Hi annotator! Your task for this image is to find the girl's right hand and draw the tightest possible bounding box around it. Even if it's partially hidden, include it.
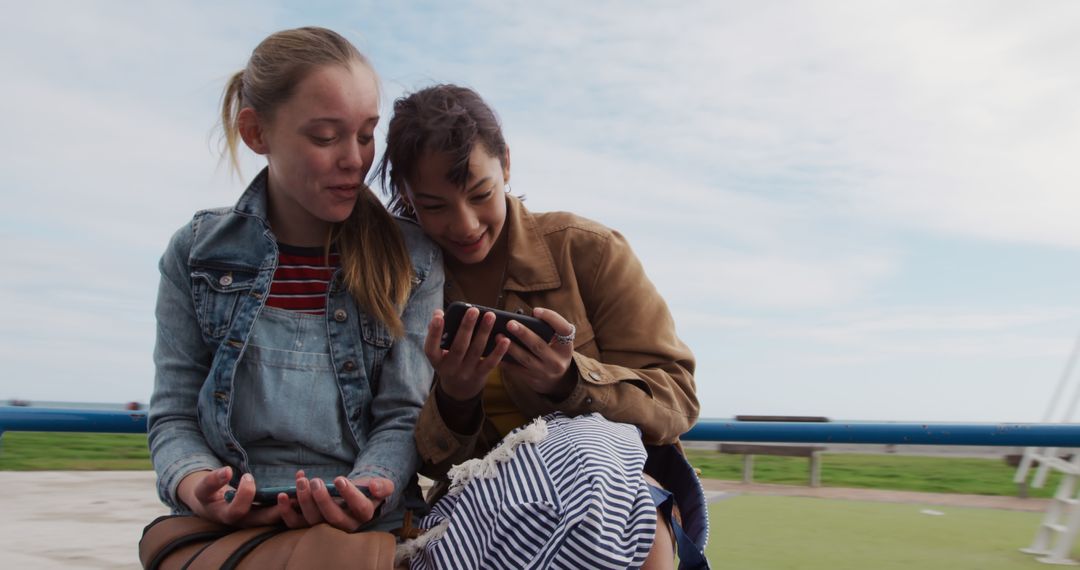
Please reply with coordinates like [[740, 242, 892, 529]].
[[176, 466, 282, 527], [423, 307, 511, 401]]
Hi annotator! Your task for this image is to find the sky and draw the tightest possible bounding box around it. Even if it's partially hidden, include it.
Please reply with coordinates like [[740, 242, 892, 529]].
[[2, 1, 1079, 423]]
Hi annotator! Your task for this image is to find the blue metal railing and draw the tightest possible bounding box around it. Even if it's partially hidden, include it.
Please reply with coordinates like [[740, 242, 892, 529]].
[[684, 420, 1080, 447], [0, 407, 148, 435], [2, 407, 1080, 447]]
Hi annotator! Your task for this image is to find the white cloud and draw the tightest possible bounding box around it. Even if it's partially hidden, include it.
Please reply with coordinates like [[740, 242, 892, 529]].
[[509, 134, 901, 309], [0, 1, 276, 403], [683, 305, 1080, 357], [449, 1, 1080, 249]]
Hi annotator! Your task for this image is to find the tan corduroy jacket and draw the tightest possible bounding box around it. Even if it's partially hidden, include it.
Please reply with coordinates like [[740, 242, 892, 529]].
[[414, 195, 700, 480]]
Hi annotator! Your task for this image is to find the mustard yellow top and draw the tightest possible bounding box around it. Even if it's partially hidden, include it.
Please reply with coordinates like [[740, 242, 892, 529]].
[[482, 367, 528, 437]]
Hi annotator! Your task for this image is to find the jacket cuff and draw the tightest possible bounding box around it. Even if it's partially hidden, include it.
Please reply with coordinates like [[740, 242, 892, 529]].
[[416, 393, 483, 467], [435, 384, 483, 434], [556, 352, 614, 413], [159, 455, 221, 511], [348, 463, 401, 511]]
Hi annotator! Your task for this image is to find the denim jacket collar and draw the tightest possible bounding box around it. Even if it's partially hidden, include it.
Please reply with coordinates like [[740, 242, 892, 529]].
[[188, 169, 276, 272], [233, 167, 272, 224]]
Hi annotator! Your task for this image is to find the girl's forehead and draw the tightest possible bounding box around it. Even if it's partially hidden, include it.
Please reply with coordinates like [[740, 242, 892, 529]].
[[282, 63, 379, 121]]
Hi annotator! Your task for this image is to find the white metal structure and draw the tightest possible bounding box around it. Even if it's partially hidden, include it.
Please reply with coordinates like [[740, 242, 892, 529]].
[[1021, 454, 1080, 565], [1018, 333, 1080, 565]]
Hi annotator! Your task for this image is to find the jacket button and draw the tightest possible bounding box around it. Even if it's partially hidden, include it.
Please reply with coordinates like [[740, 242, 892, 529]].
[[584, 396, 594, 406], [334, 309, 348, 322], [213, 391, 228, 402], [588, 372, 601, 381], [225, 442, 238, 450], [436, 438, 449, 452], [219, 274, 233, 286], [343, 360, 357, 372]]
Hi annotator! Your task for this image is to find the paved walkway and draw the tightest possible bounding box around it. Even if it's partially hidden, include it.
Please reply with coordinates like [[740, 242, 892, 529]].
[[0, 471, 167, 569], [0, 471, 1054, 569]]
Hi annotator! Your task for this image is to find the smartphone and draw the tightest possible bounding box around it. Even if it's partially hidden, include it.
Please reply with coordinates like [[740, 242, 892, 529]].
[[440, 302, 556, 358], [225, 484, 370, 506]]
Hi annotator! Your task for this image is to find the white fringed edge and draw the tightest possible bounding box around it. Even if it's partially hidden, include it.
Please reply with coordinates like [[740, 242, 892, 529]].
[[446, 416, 549, 496], [395, 416, 550, 564], [395, 520, 450, 566]]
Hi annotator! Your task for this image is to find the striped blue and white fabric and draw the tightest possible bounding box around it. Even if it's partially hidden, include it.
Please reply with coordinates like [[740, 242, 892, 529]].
[[403, 413, 657, 569]]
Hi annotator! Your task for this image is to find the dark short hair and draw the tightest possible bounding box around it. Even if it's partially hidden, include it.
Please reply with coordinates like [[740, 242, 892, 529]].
[[376, 84, 507, 216]]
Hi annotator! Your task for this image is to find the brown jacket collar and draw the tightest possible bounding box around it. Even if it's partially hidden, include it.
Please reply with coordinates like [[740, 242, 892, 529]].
[[502, 195, 561, 293]]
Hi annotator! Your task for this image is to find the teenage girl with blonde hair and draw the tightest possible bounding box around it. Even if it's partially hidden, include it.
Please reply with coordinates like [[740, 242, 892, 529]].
[[148, 26, 441, 536]]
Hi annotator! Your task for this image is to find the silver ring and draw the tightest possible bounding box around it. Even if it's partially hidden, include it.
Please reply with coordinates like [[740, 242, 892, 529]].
[[554, 324, 576, 345]]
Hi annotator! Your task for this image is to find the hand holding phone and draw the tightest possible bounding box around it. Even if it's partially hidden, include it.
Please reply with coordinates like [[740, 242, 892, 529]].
[[225, 484, 371, 507], [440, 302, 555, 357]]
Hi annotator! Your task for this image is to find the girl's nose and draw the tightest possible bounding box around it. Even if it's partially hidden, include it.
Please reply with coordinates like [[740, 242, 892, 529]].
[[338, 139, 364, 171], [451, 206, 480, 236]]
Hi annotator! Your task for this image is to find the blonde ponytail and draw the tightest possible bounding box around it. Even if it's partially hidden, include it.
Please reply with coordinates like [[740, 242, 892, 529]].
[[219, 71, 245, 177]]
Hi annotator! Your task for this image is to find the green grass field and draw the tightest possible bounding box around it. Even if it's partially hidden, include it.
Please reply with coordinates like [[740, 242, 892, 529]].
[[0, 432, 152, 470], [706, 495, 1065, 569], [684, 449, 1061, 498], [0, 433, 1060, 499]]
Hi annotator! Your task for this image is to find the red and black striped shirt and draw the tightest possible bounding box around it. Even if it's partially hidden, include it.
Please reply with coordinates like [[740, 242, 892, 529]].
[[266, 244, 340, 314]]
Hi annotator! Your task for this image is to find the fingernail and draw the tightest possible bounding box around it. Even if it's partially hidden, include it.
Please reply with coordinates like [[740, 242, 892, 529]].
[[312, 479, 323, 490], [370, 480, 381, 493], [297, 478, 308, 491], [241, 473, 253, 484]]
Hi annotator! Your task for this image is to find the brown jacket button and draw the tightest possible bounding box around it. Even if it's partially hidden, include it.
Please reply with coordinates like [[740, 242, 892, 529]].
[[343, 360, 357, 372], [334, 309, 348, 322]]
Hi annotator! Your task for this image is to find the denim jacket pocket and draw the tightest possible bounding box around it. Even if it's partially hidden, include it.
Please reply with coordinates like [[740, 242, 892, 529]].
[[358, 310, 394, 349], [191, 266, 258, 340]]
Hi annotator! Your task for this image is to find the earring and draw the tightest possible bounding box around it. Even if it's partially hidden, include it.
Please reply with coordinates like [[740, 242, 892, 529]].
[[504, 184, 512, 194]]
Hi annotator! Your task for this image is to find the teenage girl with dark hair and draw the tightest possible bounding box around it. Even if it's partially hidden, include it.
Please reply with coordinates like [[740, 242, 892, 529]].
[[379, 84, 708, 569]]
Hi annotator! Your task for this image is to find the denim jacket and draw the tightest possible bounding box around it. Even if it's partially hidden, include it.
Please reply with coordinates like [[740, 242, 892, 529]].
[[148, 170, 443, 518]]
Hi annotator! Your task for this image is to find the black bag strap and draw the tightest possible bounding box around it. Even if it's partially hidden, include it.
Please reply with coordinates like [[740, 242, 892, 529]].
[[182, 526, 283, 569], [140, 515, 233, 570]]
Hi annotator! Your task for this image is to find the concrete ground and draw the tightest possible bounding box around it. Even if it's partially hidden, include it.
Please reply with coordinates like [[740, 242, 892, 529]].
[[0, 471, 167, 569], [0, 471, 1053, 569]]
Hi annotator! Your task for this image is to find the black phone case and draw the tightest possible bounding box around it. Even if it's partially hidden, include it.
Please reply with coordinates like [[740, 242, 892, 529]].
[[440, 302, 556, 357]]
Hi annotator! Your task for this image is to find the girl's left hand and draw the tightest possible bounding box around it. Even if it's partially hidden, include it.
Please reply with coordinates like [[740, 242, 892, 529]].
[[502, 307, 578, 399]]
